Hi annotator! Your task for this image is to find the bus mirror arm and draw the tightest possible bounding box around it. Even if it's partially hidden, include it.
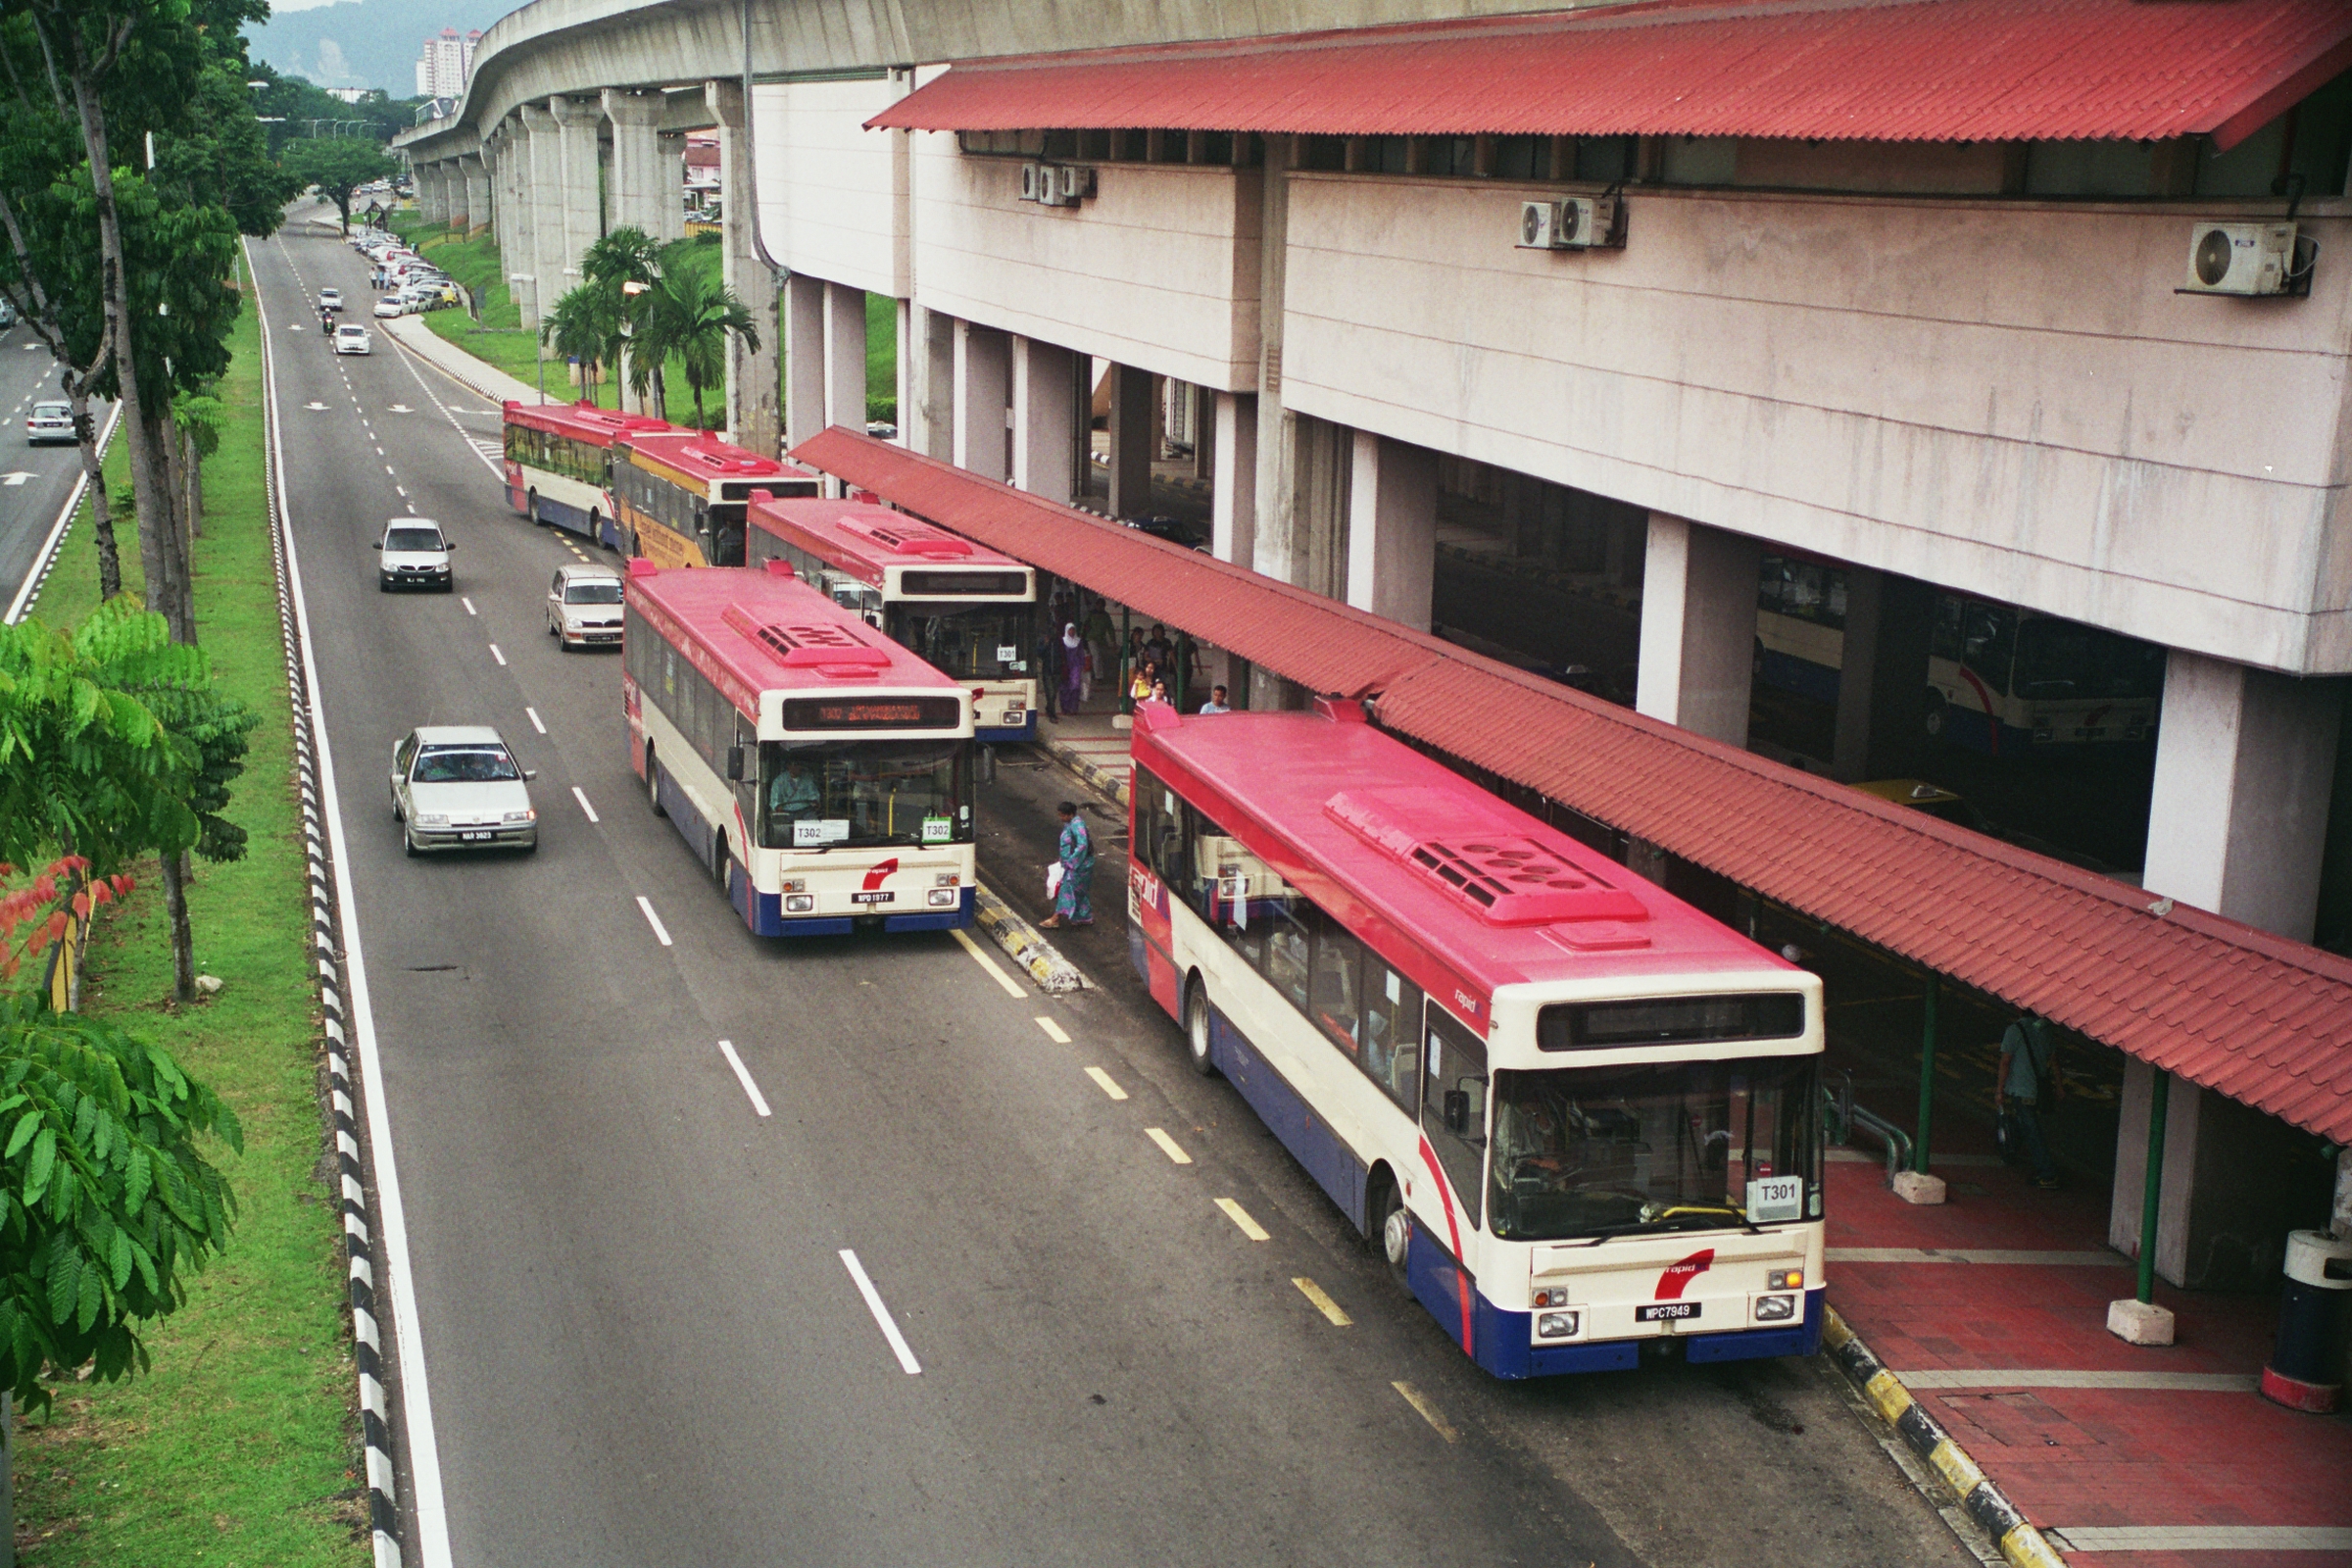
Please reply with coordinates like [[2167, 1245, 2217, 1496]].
[[1443, 1089, 1471, 1136], [725, 746, 746, 781]]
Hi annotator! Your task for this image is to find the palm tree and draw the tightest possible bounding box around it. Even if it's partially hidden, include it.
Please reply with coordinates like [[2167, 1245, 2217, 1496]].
[[545, 227, 663, 409], [629, 263, 760, 430], [537, 284, 616, 396]]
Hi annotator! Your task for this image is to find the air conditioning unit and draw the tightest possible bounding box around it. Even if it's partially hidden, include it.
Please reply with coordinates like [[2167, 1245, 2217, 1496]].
[[1056, 164, 1096, 203], [2180, 221, 2297, 296], [1515, 195, 1619, 251], [1019, 163, 1047, 202]]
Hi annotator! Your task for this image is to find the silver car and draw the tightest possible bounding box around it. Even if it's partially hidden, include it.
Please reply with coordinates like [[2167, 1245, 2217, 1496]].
[[390, 726, 538, 857], [375, 518, 453, 591], [546, 564, 624, 649], [24, 400, 72, 444]]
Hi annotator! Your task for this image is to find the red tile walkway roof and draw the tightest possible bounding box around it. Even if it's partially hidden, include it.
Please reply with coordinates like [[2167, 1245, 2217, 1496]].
[[795, 426, 2352, 1143], [869, 0, 2352, 153]]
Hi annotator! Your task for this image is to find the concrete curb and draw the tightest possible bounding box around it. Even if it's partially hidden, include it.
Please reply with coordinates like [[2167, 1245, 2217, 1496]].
[[1823, 1307, 2064, 1568], [378, 313, 540, 406], [1035, 730, 1131, 809], [975, 883, 1089, 994]]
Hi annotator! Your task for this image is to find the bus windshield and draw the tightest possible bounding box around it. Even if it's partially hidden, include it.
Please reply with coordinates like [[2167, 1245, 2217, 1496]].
[[758, 739, 971, 850], [888, 605, 1035, 680], [2012, 616, 2163, 702], [1488, 1056, 1820, 1242]]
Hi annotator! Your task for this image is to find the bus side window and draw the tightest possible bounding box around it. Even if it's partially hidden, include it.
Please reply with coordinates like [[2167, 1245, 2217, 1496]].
[[1150, 773, 1189, 891], [1262, 892, 1313, 1014], [1309, 916, 1361, 1058], [1421, 1005, 1489, 1226], [1361, 959, 1422, 1113]]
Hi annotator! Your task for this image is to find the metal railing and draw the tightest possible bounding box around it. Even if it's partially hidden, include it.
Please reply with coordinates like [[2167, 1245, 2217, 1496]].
[[1825, 1069, 1913, 1188]]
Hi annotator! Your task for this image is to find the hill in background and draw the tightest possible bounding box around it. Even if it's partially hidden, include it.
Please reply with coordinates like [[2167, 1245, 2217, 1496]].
[[253, 0, 514, 96]]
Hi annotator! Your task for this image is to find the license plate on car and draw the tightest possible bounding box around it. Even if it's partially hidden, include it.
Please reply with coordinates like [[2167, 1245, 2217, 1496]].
[[461, 831, 493, 842], [850, 891, 894, 905], [1638, 1301, 1700, 1322]]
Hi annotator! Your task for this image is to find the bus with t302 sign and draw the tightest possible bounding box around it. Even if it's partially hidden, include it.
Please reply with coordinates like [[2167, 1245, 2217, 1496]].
[[622, 559, 975, 934], [746, 496, 1040, 744], [613, 430, 820, 569], [1126, 699, 1824, 1378], [502, 400, 672, 552]]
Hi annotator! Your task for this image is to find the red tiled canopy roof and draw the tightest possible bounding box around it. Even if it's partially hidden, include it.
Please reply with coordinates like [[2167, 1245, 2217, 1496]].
[[794, 427, 2352, 1143], [869, 0, 2352, 153]]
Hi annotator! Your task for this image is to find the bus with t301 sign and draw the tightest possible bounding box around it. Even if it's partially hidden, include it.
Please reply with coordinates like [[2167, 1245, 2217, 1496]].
[[502, 400, 673, 552], [747, 496, 1040, 744], [613, 430, 820, 569], [622, 559, 975, 934], [1126, 699, 1824, 1378]]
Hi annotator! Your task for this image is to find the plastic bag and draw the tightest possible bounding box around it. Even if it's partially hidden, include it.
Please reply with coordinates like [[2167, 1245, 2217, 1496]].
[[1047, 861, 1064, 900]]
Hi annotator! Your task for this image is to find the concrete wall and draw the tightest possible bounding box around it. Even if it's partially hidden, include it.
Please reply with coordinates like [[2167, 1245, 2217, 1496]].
[[1278, 172, 2352, 675], [910, 144, 1262, 392], [752, 75, 908, 298]]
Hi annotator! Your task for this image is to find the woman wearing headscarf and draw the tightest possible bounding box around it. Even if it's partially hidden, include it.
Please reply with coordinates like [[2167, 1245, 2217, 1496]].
[[1039, 801, 1095, 928], [1058, 623, 1087, 714]]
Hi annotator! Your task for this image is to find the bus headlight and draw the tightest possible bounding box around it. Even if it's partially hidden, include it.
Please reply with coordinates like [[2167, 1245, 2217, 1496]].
[[926, 888, 956, 906], [1537, 1311, 1581, 1339], [785, 895, 814, 912], [1754, 1294, 1796, 1322]]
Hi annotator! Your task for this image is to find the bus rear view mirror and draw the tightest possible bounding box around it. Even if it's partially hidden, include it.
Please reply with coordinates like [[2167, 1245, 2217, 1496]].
[[725, 745, 746, 781], [1443, 1089, 1471, 1136]]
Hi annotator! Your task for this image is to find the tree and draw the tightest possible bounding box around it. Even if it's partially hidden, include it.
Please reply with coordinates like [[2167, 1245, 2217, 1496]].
[[541, 226, 664, 413], [280, 136, 395, 234], [631, 258, 760, 430]]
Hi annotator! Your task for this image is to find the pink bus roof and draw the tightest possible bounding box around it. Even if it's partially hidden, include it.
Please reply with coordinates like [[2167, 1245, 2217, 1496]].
[[747, 496, 1030, 588], [624, 561, 965, 721], [1131, 700, 1794, 1030], [621, 429, 802, 484], [501, 399, 674, 443]]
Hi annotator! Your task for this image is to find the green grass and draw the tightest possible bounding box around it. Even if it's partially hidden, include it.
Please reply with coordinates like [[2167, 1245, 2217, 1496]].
[[864, 291, 897, 425], [11, 261, 364, 1566]]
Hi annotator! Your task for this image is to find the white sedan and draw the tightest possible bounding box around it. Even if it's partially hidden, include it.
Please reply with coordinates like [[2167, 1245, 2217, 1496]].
[[334, 323, 371, 356], [389, 726, 538, 857], [373, 296, 405, 318]]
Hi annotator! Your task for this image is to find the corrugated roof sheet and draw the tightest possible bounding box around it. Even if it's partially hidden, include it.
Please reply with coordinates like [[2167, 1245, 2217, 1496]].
[[868, 0, 2352, 151], [795, 426, 2352, 1143]]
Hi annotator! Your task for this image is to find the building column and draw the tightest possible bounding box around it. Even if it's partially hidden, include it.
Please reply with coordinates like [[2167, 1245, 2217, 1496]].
[[460, 153, 490, 237], [1106, 363, 1153, 516], [1634, 514, 1764, 747], [415, 164, 445, 226], [1344, 431, 1438, 631], [706, 80, 779, 456], [953, 319, 1009, 482], [782, 271, 826, 453], [1829, 568, 1937, 782], [823, 281, 866, 433], [657, 131, 688, 241], [602, 90, 667, 238], [516, 104, 564, 330], [904, 305, 956, 461], [545, 94, 603, 294], [1210, 392, 1257, 566], [1010, 336, 1078, 503]]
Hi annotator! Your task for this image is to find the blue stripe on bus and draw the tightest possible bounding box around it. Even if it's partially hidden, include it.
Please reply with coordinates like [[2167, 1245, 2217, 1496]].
[[1204, 1001, 1368, 1233], [975, 716, 1037, 745], [1684, 1287, 1825, 1364], [530, 492, 600, 544]]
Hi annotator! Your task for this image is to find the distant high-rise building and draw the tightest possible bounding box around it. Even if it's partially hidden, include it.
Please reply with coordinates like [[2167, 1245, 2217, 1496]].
[[414, 27, 479, 101]]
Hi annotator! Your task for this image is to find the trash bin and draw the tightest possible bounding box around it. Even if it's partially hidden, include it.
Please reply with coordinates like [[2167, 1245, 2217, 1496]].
[[2261, 1229, 2352, 1412]]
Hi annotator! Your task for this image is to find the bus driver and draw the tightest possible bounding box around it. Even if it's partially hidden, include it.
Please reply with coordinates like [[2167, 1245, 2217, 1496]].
[[768, 757, 821, 824]]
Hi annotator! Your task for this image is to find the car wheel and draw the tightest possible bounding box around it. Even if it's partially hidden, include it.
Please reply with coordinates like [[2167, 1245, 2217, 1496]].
[[647, 753, 663, 817], [1184, 978, 1216, 1078], [1374, 1179, 1413, 1291], [403, 826, 420, 858]]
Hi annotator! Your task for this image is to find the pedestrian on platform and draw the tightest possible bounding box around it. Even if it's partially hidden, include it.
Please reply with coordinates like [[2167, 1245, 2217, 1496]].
[[1034, 624, 1061, 722], [1039, 801, 1094, 928], [1996, 1013, 2061, 1189], [1144, 623, 1173, 670], [1199, 684, 1231, 714], [1082, 602, 1116, 693], [1057, 623, 1087, 715], [1149, 677, 1170, 706]]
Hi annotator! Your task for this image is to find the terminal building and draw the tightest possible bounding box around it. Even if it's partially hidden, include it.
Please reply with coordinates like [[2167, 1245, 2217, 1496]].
[[397, 0, 2352, 1345]]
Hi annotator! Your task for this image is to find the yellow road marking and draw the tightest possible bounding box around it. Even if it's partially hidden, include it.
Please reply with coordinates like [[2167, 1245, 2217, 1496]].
[[1293, 1277, 1351, 1326], [1035, 1016, 1071, 1044], [1393, 1381, 1459, 1443], [1084, 1066, 1127, 1101], [950, 927, 1027, 999], [1146, 1127, 1192, 1164], [1215, 1198, 1268, 1240]]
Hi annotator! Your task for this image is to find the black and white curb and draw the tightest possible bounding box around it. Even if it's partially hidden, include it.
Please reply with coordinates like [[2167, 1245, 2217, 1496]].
[[1822, 1308, 2062, 1568], [259, 327, 404, 1568]]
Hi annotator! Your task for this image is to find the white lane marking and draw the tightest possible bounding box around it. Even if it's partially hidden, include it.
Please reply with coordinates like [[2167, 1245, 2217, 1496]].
[[488, 644, 506, 666], [6, 401, 121, 625], [0, 472, 32, 486], [1899, 1369, 2262, 1392], [634, 896, 672, 947], [1145, 1127, 1192, 1165], [1035, 1016, 1071, 1045], [461, 596, 475, 615], [249, 234, 453, 1568], [716, 1040, 771, 1117], [839, 1250, 921, 1376], [525, 706, 546, 734], [948, 926, 1027, 999], [389, 404, 414, 413], [304, 400, 328, 411], [570, 786, 598, 823], [383, 464, 395, 475], [1215, 1198, 1270, 1241], [1083, 1066, 1127, 1101], [1392, 1381, 1459, 1444]]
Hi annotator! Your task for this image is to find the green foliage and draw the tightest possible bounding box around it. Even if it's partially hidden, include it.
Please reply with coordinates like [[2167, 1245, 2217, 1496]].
[[621, 236, 760, 429], [277, 135, 395, 231], [0, 993, 240, 1416], [138, 682, 256, 866]]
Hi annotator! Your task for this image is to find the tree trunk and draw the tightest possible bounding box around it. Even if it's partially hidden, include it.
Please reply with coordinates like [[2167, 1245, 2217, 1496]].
[[65, 382, 120, 600], [145, 412, 193, 642], [180, 423, 202, 540], [162, 849, 194, 1004]]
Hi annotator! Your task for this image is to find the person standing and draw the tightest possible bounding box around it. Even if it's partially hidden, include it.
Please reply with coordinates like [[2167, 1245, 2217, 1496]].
[[1034, 622, 1062, 722], [1996, 1013, 2061, 1189], [1057, 623, 1088, 716], [1198, 684, 1232, 714], [1040, 801, 1095, 928]]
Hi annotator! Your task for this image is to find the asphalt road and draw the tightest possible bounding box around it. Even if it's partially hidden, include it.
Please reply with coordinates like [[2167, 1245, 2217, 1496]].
[[0, 323, 111, 620], [251, 213, 1970, 1568]]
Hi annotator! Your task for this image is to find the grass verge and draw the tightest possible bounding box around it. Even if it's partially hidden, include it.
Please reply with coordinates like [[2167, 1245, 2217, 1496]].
[[10, 256, 362, 1565]]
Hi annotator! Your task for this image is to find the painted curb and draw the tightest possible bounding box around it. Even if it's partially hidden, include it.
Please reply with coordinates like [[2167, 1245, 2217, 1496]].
[[1036, 732, 1131, 809], [975, 883, 1088, 994], [1823, 1307, 2064, 1568], [257, 254, 405, 1568]]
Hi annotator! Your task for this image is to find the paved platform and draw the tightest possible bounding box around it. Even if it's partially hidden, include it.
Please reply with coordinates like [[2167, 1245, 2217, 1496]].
[[1033, 695, 1136, 802], [379, 313, 540, 407]]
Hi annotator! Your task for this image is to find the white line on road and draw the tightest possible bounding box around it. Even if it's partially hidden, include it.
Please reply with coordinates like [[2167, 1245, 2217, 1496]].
[[1294, 1277, 1352, 1327], [1216, 1198, 1270, 1241], [395, 485, 407, 498], [634, 896, 672, 947], [570, 786, 599, 822], [1393, 1381, 1459, 1443], [949, 925, 1027, 999], [839, 1250, 922, 1375], [488, 644, 506, 666], [383, 464, 395, 474], [1035, 1016, 1071, 1044], [525, 706, 546, 733], [2050, 1527, 2352, 1553], [5, 401, 121, 625], [1084, 1066, 1127, 1101], [1145, 1127, 1193, 1165], [461, 596, 475, 615], [716, 1040, 771, 1117]]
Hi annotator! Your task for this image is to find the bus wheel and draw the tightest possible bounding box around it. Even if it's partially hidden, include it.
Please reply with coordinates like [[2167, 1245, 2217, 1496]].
[[1184, 979, 1216, 1077], [647, 752, 664, 817], [588, 511, 603, 548], [1924, 690, 1947, 740], [1374, 1180, 1412, 1289], [525, 489, 540, 525]]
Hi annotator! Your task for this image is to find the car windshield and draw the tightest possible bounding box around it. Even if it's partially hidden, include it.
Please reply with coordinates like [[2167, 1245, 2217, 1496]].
[[412, 747, 518, 784], [32, 404, 66, 417], [385, 528, 442, 552], [339, 326, 365, 336], [564, 581, 623, 605], [1487, 1055, 1822, 1242], [757, 740, 970, 850], [887, 604, 1035, 679]]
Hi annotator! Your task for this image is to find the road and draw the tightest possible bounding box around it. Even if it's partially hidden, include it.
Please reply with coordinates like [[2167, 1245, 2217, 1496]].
[[250, 214, 1969, 1568], [0, 321, 113, 621]]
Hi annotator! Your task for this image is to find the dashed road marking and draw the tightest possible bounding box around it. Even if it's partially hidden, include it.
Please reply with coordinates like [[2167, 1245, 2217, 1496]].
[[1145, 1127, 1192, 1165], [524, 706, 546, 734], [1215, 1198, 1269, 1241], [1293, 1278, 1352, 1327], [839, 1250, 921, 1376], [488, 643, 506, 666], [1083, 1066, 1126, 1101], [635, 896, 672, 947], [949, 926, 1027, 999], [461, 596, 475, 615], [715, 1039, 771, 1117], [1392, 1381, 1458, 1443], [571, 786, 598, 822], [1035, 1016, 1071, 1044]]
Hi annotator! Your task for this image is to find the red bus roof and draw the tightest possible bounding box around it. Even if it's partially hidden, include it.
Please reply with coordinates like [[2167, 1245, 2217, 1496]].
[[620, 429, 803, 487], [747, 496, 1031, 588], [624, 561, 965, 721], [501, 399, 674, 444], [1132, 700, 1793, 1029]]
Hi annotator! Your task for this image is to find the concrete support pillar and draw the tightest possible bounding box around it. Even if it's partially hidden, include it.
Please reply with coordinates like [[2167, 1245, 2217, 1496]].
[[1106, 363, 1153, 517], [602, 90, 667, 239], [1634, 514, 1765, 747], [905, 306, 956, 461], [545, 94, 603, 295], [516, 104, 564, 330], [707, 80, 779, 455], [1010, 336, 1079, 503], [415, 164, 444, 225], [824, 282, 867, 433], [1345, 430, 1438, 631], [1211, 392, 1257, 567], [657, 131, 688, 242], [459, 153, 489, 236], [1829, 568, 1938, 782], [782, 272, 826, 453], [953, 319, 1010, 482]]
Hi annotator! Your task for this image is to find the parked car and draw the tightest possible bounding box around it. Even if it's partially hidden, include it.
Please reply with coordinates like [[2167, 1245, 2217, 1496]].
[[0, 298, 17, 329], [373, 296, 406, 319], [373, 518, 454, 591], [318, 288, 342, 313], [24, 400, 73, 444], [334, 323, 372, 356], [389, 726, 538, 857], [1122, 514, 1208, 551], [545, 564, 625, 649]]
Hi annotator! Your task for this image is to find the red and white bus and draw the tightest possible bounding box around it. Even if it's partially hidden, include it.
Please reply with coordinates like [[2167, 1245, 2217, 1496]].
[[622, 559, 976, 934], [1127, 699, 1825, 1379], [502, 400, 672, 552], [613, 430, 819, 570], [746, 496, 1040, 745]]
